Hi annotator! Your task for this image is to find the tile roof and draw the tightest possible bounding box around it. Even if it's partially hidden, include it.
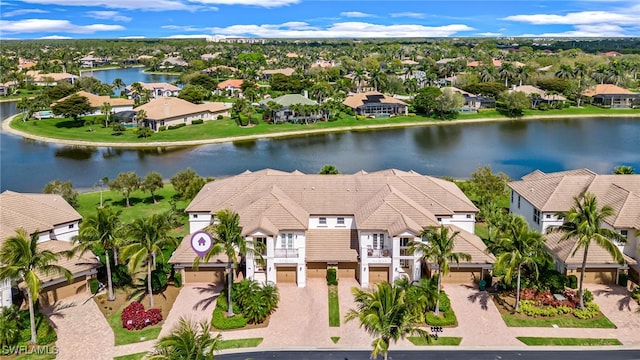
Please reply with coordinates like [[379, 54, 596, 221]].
[[305, 229, 358, 262], [545, 232, 637, 266], [448, 225, 496, 265], [169, 234, 230, 266], [187, 169, 477, 236], [0, 191, 81, 245], [217, 79, 244, 90], [262, 68, 295, 76], [37, 241, 102, 282], [259, 94, 317, 107], [343, 91, 407, 109], [135, 97, 228, 121], [54, 91, 134, 108], [126, 82, 180, 92], [583, 84, 635, 96], [509, 169, 640, 227]]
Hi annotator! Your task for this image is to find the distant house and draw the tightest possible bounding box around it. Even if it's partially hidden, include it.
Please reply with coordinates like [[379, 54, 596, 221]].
[[126, 82, 181, 99], [26, 70, 78, 86], [216, 79, 244, 96], [134, 97, 229, 131], [53, 91, 134, 115], [0, 81, 17, 96], [583, 84, 639, 108], [441, 87, 495, 112], [79, 54, 110, 68], [161, 57, 188, 68], [343, 91, 408, 117], [311, 60, 338, 68], [202, 65, 238, 75], [200, 53, 220, 61], [603, 51, 622, 57], [261, 68, 296, 80], [0, 191, 102, 308], [259, 94, 320, 123], [510, 85, 566, 107]]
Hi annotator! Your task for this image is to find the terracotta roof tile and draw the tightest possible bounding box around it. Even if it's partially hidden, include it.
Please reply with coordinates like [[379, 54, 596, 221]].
[[305, 229, 358, 262]]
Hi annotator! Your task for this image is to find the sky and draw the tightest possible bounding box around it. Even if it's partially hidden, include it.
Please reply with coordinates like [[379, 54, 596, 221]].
[[1, 0, 639, 40]]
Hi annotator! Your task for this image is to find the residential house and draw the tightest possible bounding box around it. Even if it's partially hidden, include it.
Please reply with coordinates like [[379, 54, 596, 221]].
[[79, 54, 110, 68], [510, 85, 566, 107], [441, 87, 496, 112], [26, 70, 78, 86], [508, 169, 639, 284], [343, 91, 408, 117], [261, 68, 296, 80], [135, 97, 229, 131], [160, 57, 188, 68], [311, 60, 338, 68], [583, 84, 639, 108], [0, 191, 101, 308], [259, 94, 320, 123], [216, 79, 244, 97], [200, 53, 220, 61], [53, 91, 134, 115], [171, 169, 494, 288], [202, 65, 238, 75], [0, 81, 17, 96], [126, 82, 181, 99]]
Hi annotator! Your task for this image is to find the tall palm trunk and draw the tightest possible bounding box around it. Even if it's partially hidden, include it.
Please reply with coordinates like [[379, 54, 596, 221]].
[[147, 256, 154, 308], [578, 248, 588, 309], [113, 248, 118, 266], [227, 264, 234, 317], [27, 289, 37, 345], [435, 266, 442, 316], [515, 267, 522, 311], [105, 249, 115, 301]]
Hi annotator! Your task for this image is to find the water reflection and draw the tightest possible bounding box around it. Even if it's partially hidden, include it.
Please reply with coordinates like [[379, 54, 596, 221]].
[[55, 146, 97, 160], [413, 125, 462, 151]]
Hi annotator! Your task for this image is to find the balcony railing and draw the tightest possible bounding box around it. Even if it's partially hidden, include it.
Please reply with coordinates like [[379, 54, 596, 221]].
[[274, 249, 298, 258], [399, 248, 411, 257], [367, 248, 390, 258]]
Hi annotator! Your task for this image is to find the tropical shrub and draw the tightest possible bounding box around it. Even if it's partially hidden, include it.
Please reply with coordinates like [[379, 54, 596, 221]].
[[214, 279, 280, 326], [148, 263, 170, 293], [582, 289, 594, 303], [191, 119, 204, 125], [89, 278, 100, 294], [0, 306, 21, 347], [568, 275, 578, 289], [211, 308, 247, 330], [168, 123, 186, 130], [518, 300, 573, 317], [573, 302, 600, 319], [173, 272, 182, 288], [112, 264, 132, 287], [217, 115, 224, 120], [327, 268, 338, 286], [158, 126, 167, 131], [120, 301, 163, 330], [17, 309, 57, 345]]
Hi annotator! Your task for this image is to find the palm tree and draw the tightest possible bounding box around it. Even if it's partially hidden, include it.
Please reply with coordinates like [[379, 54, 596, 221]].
[[369, 68, 387, 92], [136, 109, 147, 127], [498, 63, 516, 88], [112, 78, 125, 93], [493, 215, 550, 311], [353, 68, 367, 93], [573, 63, 589, 87], [394, 277, 438, 323], [101, 102, 112, 128], [613, 165, 634, 174], [74, 207, 123, 301], [345, 282, 428, 360], [0, 229, 72, 344], [195, 210, 261, 317], [548, 193, 627, 308], [121, 213, 178, 308], [147, 317, 221, 360], [555, 64, 574, 80], [409, 225, 471, 315]]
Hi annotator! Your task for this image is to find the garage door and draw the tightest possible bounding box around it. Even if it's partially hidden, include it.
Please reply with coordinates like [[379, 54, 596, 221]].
[[307, 262, 327, 278], [276, 267, 297, 283], [443, 268, 481, 283], [570, 269, 616, 284], [338, 262, 357, 280], [40, 276, 87, 306], [184, 267, 224, 284], [369, 267, 389, 285]]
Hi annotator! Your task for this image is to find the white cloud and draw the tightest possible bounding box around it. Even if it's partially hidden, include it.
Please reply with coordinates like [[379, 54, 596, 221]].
[[517, 23, 633, 37], [163, 34, 212, 38], [188, 0, 298, 7], [390, 12, 424, 19], [120, 35, 146, 38], [340, 11, 375, 18], [39, 35, 72, 39], [86, 11, 131, 22], [476, 32, 502, 37], [2, 9, 49, 17], [18, 0, 198, 11], [0, 19, 125, 34], [210, 21, 474, 38], [502, 10, 639, 25]]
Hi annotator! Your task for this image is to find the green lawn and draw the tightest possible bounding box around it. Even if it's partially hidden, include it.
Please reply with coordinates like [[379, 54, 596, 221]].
[[10, 105, 638, 145], [107, 309, 162, 346], [217, 338, 263, 350], [516, 337, 622, 346], [113, 353, 146, 360], [500, 312, 617, 328], [408, 336, 462, 346], [328, 286, 340, 327]]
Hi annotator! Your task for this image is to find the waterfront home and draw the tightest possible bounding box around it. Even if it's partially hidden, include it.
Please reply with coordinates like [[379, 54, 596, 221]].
[[509, 85, 566, 107], [583, 84, 639, 108], [126, 82, 181, 99], [53, 91, 134, 115], [216, 79, 244, 97], [171, 169, 494, 288], [78, 54, 110, 68], [259, 94, 319, 123], [0, 81, 17, 96], [0, 191, 101, 308], [311, 60, 339, 68], [343, 91, 408, 117], [261, 68, 296, 79], [26, 70, 78, 86], [441, 87, 496, 112], [202, 65, 238, 75], [135, 97, 229, 131], [508, 169, 639, 284]]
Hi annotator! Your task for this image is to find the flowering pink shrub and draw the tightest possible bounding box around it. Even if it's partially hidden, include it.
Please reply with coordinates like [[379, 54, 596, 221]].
[[120, 301, 162, 330]]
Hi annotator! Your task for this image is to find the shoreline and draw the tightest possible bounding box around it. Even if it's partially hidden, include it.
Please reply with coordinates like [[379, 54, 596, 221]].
[[3, 112, 640, 149], [79, 64, 145, 73]]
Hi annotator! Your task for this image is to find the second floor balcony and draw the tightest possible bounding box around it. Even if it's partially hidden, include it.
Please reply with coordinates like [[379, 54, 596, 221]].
[[367, 248, 390, 258], [274, 248, 299, 258]]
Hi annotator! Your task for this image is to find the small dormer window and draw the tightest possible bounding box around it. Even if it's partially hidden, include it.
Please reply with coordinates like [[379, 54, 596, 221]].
[[466, 214, 471, 219], [68, 224, 74, 229], [319, 217, 327, 225], [193, 214, 198, 219], [337, 217, 345, 225]]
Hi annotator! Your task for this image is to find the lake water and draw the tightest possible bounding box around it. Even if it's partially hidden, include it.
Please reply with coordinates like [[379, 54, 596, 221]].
[[81, 67, 179, 87], [2, 97, 639, 193]]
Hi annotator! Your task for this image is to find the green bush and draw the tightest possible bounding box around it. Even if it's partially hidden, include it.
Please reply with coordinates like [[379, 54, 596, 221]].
[[425, 308, 457, 326], [573, 302, 600, 319], [89, 278, 100, 294], [327, 268, 338, 286], [618, 273, 628, 286], [0, 306, 21, 347], [582, 289, 594, 303], [168, 123, 186, 130], [483, 273, 493, 288], [158, 126, 167, 131], [355, 115, 366, 121], [211, 308, 247, 330], [518, 300, 560, 317], [568, 275, 578, 289], [18, 309, 57, 345], [148, 263, 169, 293], [173, 272, 182, 288], [217, 115, 224, 120], [191, 119, 204, 125], [112, 264, 132, 287], [437, 291, 451, 312]]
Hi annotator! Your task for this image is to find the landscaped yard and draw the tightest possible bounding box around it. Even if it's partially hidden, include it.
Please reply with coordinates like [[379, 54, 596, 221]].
[[95, 285, 181, 346], [328, 286, 340, 327], [516, 337, 622, 346], [408, 336, 462, 346], [217, 337, 263, 350]]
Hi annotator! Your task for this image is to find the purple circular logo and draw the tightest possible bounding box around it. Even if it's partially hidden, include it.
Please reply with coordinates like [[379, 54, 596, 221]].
[[190, 231, 213, 258]]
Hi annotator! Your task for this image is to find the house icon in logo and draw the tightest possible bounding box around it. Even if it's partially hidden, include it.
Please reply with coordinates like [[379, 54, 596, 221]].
[[191, 231, 213, 257], [198, 238, 206, 247]]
